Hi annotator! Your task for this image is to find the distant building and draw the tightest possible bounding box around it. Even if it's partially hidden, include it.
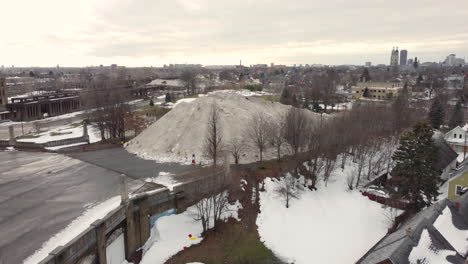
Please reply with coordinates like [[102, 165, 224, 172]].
[[407, 58, 414, 66], [390, 47, 399, 70], [400, 49, 408, 65], [444, 54, 465, 66], [352, 82, 403, 100], [365, 62, 372, 67], [0, 78, 9, 120]]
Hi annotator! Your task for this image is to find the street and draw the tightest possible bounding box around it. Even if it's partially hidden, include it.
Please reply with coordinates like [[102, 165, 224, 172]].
[[0, 147, 189, 264]]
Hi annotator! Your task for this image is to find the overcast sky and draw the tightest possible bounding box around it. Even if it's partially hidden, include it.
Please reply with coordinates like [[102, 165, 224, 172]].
[[1, 0, 467, 67]]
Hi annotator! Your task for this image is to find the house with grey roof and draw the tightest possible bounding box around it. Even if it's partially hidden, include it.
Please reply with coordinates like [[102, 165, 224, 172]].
[[357, 193, 468, 263]]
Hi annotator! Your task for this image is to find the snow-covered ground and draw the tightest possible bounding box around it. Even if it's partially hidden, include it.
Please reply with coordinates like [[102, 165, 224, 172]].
[[140, 195, 242, 264], [17, 123, 101, 144], [23, 196, 122, 264], [256, 174, 388, 264]]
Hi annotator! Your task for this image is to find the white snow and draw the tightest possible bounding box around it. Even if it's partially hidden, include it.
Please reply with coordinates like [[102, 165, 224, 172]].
[[126, 92, 318, 164], [17, 123, 101, 144], [24, 196, 122, 264], [433, 207, 468, 257], [140, 196, 242, 264], [146, 172, 178, 191], [106, 234, 126, 264], [256, 176, 388, 264], [46, 142, 88, 151], [409, 229, 456, 264]]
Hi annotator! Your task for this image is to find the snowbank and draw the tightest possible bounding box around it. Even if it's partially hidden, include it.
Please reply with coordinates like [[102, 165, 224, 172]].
[[24, 196, 121, 264], [140, 196, 242, 264], [126, 92, 318, 164], [256, 176, 388, 264]]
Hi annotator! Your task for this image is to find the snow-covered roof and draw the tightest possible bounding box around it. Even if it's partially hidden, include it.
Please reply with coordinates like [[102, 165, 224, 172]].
[[357, 196, 468, 264]]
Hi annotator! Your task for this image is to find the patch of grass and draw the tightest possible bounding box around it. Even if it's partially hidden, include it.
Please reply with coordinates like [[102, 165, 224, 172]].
[[16, 134, 40, 139], [260, 95, 280, 102], [221, 229, 280, 264], [50, 131, 73, 136]]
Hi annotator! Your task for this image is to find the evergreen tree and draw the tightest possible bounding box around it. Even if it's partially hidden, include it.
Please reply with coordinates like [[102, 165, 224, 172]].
[[428, 97, 445, 129], [280, 87, 291, 105], [362, 87, 370, 97], [448, 101, 464, 129], [391, 122, 441, 211], [312, 102, 322, 113], [165, 93, 172, 103], [360, 68, 371, 82], [149, 99, 154, 106]]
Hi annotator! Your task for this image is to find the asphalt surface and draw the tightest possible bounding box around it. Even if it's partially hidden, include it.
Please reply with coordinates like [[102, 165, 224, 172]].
[[0, 148, 190, 264], [69, 148, 191, 180]]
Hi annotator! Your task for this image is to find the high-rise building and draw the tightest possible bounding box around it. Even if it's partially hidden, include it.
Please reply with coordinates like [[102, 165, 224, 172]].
[[390, 47, 399, 70], [400, 50, 408, 65], [365, 62, 372, 67]]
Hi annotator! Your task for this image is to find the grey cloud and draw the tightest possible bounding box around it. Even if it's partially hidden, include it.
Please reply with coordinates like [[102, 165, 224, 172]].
[[82, 0, 468, 63]]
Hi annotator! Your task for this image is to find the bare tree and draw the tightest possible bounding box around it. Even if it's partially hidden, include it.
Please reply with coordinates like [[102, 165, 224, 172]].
[[245, 112, 270, 161], [228, 137, 247, 164], [180, 70, 197, 95], [203, 102, 223, 167], [284, 107, 310, 157], [192, 158, 232, 233], [276, 173, 300, 208], [267, 114, 286, 161], [193, 195, 213, 233], [345, 168, 356, 190]]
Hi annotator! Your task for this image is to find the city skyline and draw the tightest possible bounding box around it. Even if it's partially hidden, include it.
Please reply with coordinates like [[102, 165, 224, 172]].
[[1, 0, 467, 67]]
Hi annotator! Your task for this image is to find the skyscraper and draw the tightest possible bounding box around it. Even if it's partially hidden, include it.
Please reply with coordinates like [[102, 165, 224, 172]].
[[390, 47, 399, 70], [400, 50, 408, 66]]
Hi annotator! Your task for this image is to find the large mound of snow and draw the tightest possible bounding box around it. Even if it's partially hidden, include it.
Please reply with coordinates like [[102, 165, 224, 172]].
[[256, 175, 388, 264], [126, 92, 317, 164]]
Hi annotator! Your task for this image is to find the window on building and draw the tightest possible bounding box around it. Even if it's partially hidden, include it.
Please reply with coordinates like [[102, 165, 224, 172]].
[[460, 134, 463, 139], [456, 185, 464, 196], [454, 134, 457, 138]]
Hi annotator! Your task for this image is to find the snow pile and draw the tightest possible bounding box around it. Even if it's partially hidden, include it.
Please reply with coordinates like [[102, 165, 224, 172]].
[[24, 196, 121, 264], [140, 196, 242, 264], [433, 207, 468, 256], [126, 92, 317, 164], [256, 176, 388, 264], [409, 229, 456, 263]]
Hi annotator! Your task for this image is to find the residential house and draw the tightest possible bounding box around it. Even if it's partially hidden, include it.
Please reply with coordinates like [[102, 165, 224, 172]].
[[448, 170, 468, 200], [352, 82, 402, 100], [357, 193, 468, 263], [444, 124, 468, 162], [434, 136, 459, 180]]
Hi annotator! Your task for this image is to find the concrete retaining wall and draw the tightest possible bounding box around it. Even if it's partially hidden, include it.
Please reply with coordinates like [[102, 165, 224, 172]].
[[37, 170, 225, 264]]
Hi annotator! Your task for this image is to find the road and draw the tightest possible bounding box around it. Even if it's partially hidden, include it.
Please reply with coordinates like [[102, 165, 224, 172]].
[[0, 148, 189, 264], [69, 147, 190, 180]]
